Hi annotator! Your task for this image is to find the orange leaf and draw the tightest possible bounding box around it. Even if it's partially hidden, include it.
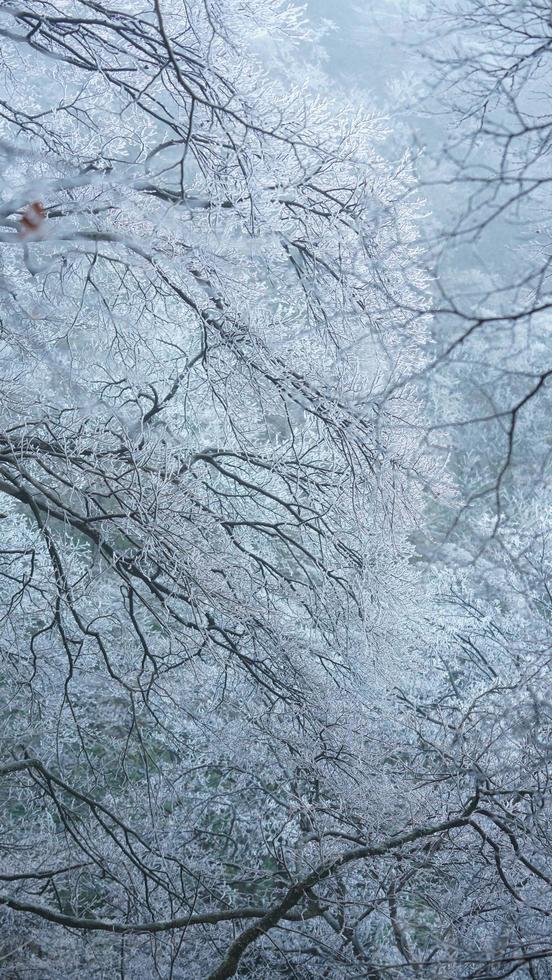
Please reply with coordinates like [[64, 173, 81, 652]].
[[20, 201, 46, 238]]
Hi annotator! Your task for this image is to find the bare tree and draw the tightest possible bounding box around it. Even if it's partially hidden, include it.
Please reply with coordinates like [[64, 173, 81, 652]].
[[0, 1, 550, 978], [400, 0, 552, 547]]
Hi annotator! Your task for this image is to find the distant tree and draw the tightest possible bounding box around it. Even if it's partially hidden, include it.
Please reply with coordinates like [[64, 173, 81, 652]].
[[404, 0, 552, 545], [383, 4, 552, 975]]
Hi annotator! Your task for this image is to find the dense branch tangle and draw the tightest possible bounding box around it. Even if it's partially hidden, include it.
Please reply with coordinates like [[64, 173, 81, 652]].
[[0, 0, 395, 698], [0, 1, 436, 977], [3, 1, 550, 978]]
